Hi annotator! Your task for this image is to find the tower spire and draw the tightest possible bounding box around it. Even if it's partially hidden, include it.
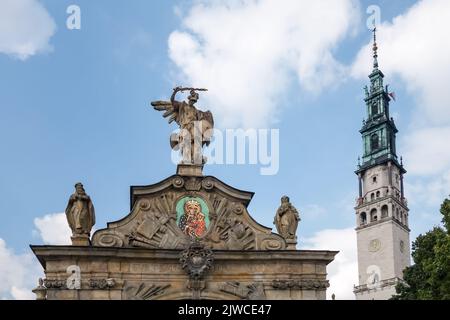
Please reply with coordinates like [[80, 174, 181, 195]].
[[354, 26, 410, 301], [372, 27, 379, 70]]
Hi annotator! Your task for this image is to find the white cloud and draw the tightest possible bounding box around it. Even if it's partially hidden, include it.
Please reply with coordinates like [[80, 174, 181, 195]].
[[0, 212, 88, 300], [0, 238, 42, 300], [405, 170, 450, 207], [301, 227, 357, 300], [169, 0, 360, 128], [402, 127, 450, 176], [0, 0, 56, 60], [352, 0, 450, 181], [0, 212, 89, 300], [33, 213, 72, 245], [11, 286, 35, 300]]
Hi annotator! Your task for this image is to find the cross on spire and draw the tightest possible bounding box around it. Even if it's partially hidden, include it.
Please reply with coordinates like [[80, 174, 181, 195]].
[[372, 27, 379, 70]]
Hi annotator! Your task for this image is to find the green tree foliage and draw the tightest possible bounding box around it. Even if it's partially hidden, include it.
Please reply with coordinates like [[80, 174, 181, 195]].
[[392, 197, 450, 300]]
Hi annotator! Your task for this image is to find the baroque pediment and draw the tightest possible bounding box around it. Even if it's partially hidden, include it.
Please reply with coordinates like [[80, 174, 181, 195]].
[[92, 175, 286, 250]]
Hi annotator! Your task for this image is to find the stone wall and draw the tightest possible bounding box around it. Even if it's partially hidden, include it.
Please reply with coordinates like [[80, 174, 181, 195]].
[[32, 246, 337, 300]]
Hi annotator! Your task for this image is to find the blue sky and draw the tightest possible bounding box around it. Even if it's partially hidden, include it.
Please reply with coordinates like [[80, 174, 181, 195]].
[[1, 0, 449, 299]]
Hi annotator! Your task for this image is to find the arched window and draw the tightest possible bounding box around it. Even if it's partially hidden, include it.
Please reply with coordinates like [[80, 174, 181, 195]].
[[360, 212, 367, 226], [371, 193, 375, 201], [371, 134, 379, 150], [372, 102, 378, 116], [370, 208, 378, 222], [381, 205, 388, 218], [376, 191, 380, 198], [396, 208, 400, 220]]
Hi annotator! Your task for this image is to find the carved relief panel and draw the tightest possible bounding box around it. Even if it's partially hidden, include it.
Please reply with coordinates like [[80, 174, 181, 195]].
[[92, 175, 286, 251]]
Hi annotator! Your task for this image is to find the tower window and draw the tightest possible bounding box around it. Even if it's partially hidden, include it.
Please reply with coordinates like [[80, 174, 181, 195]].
[[360, 212, 367, 226], [381, 205, 388, 218], [376, 191, 380, 198], [370, 209, 378, 222], [371, 134, 379, 150], [371, 102, 378, 116], [371, 193, 375, 201], [372, 176, 377, 184]]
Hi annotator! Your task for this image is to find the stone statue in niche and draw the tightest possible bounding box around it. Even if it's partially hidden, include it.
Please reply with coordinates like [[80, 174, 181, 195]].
[[65, 182, 95, 245], [274, 196, 300, 244]]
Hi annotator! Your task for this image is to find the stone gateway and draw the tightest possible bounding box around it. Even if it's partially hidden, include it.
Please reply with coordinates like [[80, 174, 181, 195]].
[[31, 88, 337, 300]]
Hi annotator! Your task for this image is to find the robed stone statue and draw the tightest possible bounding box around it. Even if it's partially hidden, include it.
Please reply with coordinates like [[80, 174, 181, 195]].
[[151, 87, 214, 166], [274, 196, 300, 244], [65, 182, 95, 245]]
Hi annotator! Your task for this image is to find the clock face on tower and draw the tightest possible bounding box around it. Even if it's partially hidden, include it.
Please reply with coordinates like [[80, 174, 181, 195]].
[[369, 239, 381, 252]]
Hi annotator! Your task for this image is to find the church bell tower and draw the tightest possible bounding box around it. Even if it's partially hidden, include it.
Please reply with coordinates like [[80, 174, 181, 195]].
[[353, 29, 411, 300]]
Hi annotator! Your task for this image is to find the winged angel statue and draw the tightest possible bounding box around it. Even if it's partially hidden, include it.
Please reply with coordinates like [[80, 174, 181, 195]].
[[151, 87, 214, 165]]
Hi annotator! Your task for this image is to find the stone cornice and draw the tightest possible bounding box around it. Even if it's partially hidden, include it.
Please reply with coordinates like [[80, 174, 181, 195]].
[[355, 217, 410, 233], [353, 277, 402, 294], [355, 194, 409, 211], [30, 245, 338, 268]]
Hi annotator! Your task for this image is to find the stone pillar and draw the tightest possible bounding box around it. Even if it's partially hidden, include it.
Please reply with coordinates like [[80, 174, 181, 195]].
[[358, 173, 363, 198], [388, 162, 392, 186], [400, 174, 405, 199]]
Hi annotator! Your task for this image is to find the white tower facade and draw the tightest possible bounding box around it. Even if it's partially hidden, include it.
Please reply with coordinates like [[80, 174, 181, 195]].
[[353, 30, 411, 300]]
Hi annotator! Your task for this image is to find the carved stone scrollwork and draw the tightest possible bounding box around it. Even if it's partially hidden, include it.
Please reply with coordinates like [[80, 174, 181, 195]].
[[123, 283, 171, 300], [92, 175, 288, 251], [139, 199, 151, 210], [201, 177, 214, 190], [89, 278, 116, 289], [225, 219, 255, 250], [232, 202, 244, 215], [96, 233, 124, 247], [185, 177, 202, 191], [180, 241, 213, 279], [172, 176, 185, 189], [271, 279, 329, 290], [260, 237, 286, 250], [219, 281, 266, 300], [43, 279, 66, 289], [206, 209, 256, 250], [128, 210, 185, 249], [180, 241, 214, 299]]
